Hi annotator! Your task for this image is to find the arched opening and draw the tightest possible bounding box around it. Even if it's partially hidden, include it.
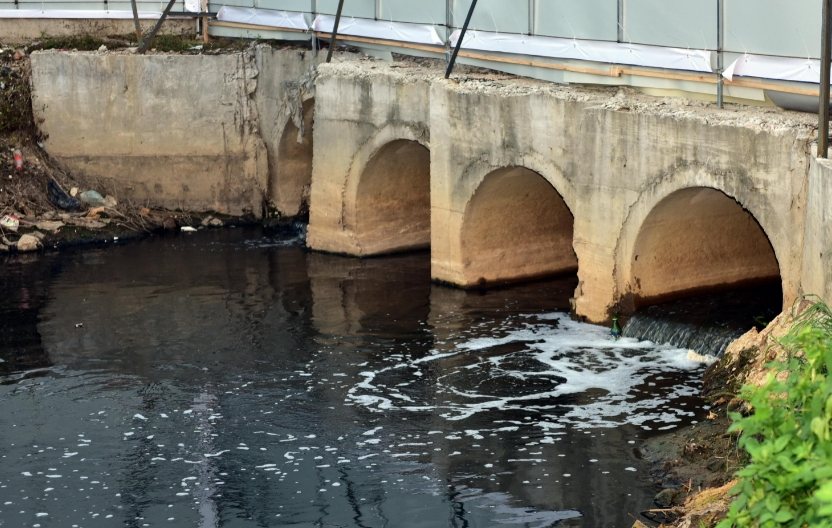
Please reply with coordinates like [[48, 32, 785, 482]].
[[630, 187, 780, 304], [275, 99, 314, 217], [625, 187, 783, 355], [354, 139, 430, 255], [460, 167, 576, 286]]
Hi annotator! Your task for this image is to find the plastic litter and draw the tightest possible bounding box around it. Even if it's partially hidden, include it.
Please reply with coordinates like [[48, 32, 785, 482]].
[[13, 149, 22, 171], [0, 214, 20, 232], [47, 179, 82, 211], [79, 190, 106, 207]]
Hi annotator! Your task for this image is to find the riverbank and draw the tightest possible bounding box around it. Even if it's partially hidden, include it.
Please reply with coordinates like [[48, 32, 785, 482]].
[[639, 304, 810, 527]]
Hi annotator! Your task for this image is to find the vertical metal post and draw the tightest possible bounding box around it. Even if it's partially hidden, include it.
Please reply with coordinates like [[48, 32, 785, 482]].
[[311, 0, 318, 56], [528, 0, 535, 36], [326, 0, 345, 63], [445, 0, 478, 79], [820, 0, 831, 158], [717, 0, 724, 108], [130, 0, 142, 40], [445, 0, 453, 60], [616, 0, 624, 43], [374, 0, 380, 20]]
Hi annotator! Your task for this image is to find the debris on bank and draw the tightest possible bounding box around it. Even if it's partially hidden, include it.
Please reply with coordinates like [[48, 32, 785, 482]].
[[0, 42, 252, 255]]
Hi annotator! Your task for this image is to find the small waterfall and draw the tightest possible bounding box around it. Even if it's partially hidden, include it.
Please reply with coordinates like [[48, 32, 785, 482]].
[[623, 311, 742, 357], [622, 281, 782, 357]]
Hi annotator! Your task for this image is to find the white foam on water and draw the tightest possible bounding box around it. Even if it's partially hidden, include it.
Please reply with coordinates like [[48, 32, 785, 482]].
[[347, 312, 707, 429]]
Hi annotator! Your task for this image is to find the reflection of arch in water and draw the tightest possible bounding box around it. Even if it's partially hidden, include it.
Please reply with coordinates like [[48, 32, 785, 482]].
[[459, 166, 576, 286], [621, 186, 781, 309]]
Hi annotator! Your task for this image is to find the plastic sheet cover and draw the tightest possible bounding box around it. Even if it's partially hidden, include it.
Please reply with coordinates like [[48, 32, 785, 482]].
[[450, 30, 714, 73], [313, 15, 443, 46], [723, 54, 821, 84], [216, 6, 308, 30], [0, 9, 162, 18]]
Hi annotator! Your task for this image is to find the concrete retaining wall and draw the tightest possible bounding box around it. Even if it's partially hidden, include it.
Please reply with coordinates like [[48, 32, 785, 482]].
[[30, 46, 338, 218]]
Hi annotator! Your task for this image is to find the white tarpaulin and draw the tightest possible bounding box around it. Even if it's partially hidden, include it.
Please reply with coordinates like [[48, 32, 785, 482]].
[[216, 7, 308, 31], [0, 9, 162, 18], [723, 54, 820, 84], [313, 15, 443, 46], [450, 30, 714, 73]]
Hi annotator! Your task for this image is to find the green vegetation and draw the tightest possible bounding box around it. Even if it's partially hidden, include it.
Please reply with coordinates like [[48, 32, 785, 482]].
[[719, 300, 832, 527]]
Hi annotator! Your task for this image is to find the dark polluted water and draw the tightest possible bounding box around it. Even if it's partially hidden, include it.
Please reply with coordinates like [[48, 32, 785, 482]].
[[0, 228, 712, 528]]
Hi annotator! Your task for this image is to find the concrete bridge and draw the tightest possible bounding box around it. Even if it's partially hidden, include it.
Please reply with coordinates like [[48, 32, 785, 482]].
[[30, 48, 832, 323]]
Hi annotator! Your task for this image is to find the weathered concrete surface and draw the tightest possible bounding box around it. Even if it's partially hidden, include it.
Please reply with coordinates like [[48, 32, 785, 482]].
[[0, 18, 191, 45], [429, 76, 815, 321], [306, 60, 434, 255], [254, 46, 318, 217], [31, 50, 269, 216], [802, 157, 832, 306]]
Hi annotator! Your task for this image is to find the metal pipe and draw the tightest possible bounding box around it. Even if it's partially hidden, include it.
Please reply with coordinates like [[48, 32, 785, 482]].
[[326, 0, 345, 63], [820, 0, 831, 158], [716, 0, 724, 108], [445, 0, 478, 79]]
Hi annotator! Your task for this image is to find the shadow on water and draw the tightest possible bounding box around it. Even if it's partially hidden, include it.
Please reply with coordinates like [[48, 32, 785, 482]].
[[623, 280, 783, 357], [0, 228, 710, 528]]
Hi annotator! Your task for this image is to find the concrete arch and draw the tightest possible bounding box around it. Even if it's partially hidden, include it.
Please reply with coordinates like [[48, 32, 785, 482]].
[[273, 98, 315, 217], [614, 166, 785, 311], [458, 166, 577, 286], [342, 124, 431, 255], [452, 153, 576, 216]]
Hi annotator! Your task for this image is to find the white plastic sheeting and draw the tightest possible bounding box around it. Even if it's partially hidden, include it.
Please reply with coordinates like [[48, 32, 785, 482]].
[[450, 30, 714, 73], [723, 54, 821, 84], [313, 14, 443, 46], [0, 9, 162, 18], [216, 6, 308, 30]]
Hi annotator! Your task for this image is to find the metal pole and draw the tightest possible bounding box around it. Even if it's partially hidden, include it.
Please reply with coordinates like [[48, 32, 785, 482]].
[[326, 0, 345, 63], [820, 0, 831, 158], [716, 0, 724, 108], [130, 0, 142, 41], [445, 0, 478, 79], [137, 0, 177, 54]]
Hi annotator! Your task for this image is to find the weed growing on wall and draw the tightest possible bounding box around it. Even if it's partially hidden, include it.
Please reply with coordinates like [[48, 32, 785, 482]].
[[719, 301, 832, 527]]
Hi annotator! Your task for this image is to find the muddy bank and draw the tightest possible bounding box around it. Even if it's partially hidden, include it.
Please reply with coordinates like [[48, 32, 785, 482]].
[[640, 307, 806, 527]]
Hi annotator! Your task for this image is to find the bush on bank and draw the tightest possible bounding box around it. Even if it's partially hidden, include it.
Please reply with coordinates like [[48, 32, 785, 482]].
[[719, 301, 832, 527]]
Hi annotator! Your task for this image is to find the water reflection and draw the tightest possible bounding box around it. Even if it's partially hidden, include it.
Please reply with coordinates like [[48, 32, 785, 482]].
[[0, 229, 708, 527]]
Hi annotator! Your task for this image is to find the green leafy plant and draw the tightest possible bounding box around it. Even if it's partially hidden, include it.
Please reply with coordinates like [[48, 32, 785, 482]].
[[718, 300, 832, 527]]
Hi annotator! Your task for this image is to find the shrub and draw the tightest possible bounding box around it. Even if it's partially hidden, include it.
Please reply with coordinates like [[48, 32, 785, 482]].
[[718, 301, 832, 527]]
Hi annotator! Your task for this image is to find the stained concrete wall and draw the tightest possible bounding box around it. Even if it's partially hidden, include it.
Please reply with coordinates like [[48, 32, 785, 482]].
[[254, 46, 319, 217], [31, 50, 268, 216], [428, 78, 814, 322], [802, 158, 832, 306], [306, 61, 434, 255]]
